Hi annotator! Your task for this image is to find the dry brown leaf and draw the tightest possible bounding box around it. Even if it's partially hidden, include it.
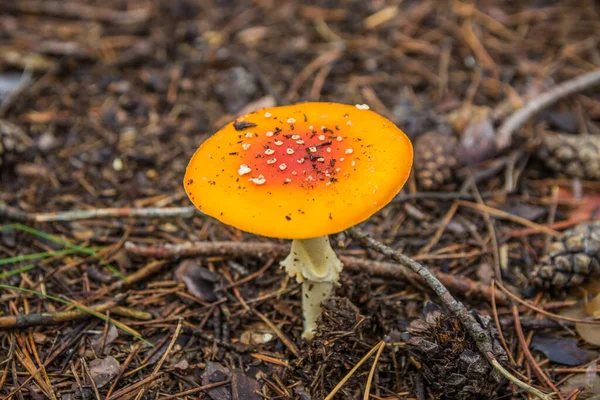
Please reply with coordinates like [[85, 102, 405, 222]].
[[175, 259, 218, 301], [583, 280, 600, 296], [560, 306, 600, 346], [91, 323, 118, 354], [530, 336, 596, 366], [458, 113, 496, 165], [447, 105, 490, 135], [585, 293, 600, 318], [559, 371, 598, 396], [89, 356, 120, 388]]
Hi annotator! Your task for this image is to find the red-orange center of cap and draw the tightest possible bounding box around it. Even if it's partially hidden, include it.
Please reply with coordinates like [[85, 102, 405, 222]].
[[237, 122, 353, 188]]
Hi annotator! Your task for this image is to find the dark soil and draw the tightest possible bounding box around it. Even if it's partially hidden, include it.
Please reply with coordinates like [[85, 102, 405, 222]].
[[1, 1, 600, 399]]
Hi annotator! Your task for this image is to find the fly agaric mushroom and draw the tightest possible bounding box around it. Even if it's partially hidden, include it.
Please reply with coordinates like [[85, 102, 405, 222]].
[[184, 102, 412, 340]]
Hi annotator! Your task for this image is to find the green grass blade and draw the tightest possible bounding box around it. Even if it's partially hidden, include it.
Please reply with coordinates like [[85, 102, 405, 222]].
[[0, 249, 79, 266], [0, 264, 36, 279], [0, 284, 152, 347], [1, 223, 125, 279], [13, 223, 95, 255]]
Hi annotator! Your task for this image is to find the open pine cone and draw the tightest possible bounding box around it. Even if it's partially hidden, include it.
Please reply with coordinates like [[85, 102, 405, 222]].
[[413, 132, 460, 191], [404, 303, 506, 399], [537, 133, 600, 180], [531, 221, 600, 290]]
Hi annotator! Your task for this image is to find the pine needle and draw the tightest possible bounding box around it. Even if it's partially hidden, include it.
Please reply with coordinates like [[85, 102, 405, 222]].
[[0, 249, 78, 266], [0, 223, 124, 279], [0, 264, 35, 279], [324, 340, 384, 400], [0, 284, 152, 347], [363, 341, 386, 400]]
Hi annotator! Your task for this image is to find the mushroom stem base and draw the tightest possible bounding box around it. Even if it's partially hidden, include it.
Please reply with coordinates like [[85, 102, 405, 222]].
[[280, 235, 343, 340], [301, 280, 334, 341]]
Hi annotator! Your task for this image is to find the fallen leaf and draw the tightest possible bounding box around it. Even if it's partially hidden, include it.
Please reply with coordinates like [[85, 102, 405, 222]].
[[173, 359, 189, 370], [294, 385, 312, 400], [457, 110, 496, 165], [583, 280, 600, 296], [147, 339, 172, 365], [231, 369, 261, 400], [585, 293, 600, 318], [558, 366, 600, 396], [175, 260, 218, 301], [561, 306, 600, 346], [89, 356, 120, 388], [91, 324, 118, 354], [273, 302, 295, 319], [202, 362, 232, 400], [546, 111, 579, 133], [112, 249, 131, 270], [580, 326, 600, 347], [531, 336, 596, 366], [447, 105, 489, 136]]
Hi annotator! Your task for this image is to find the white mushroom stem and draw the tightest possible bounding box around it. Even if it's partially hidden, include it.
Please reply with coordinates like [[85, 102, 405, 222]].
[[280, 235, 343, 340]]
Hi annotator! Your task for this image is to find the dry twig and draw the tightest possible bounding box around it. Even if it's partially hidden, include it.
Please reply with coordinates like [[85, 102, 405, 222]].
[[95, 260, 169, 296], [2, 1, 151, 25], [0, 301, 150, 330], [0, 300, 117, 329], [0, 203, 199, 222], [496, 69, 600, 150], [124, 240, 507, 304], [347, 227, 551, 400]]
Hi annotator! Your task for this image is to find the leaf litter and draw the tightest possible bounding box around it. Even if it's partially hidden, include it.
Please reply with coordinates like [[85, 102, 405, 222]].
[[1, 1, 600, 399]]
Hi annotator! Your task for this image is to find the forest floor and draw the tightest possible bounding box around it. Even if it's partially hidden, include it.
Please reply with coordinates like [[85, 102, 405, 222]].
[[1, 1, 600, 399]]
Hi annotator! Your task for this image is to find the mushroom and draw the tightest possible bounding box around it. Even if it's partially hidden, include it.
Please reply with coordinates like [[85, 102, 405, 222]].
[[184, 102, 413, 340]]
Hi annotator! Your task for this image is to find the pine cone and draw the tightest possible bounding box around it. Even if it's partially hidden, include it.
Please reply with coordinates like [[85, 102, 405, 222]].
[[532, 222, 600, 290], [0, 120, 29, 169], [413, 132, 460, 191], [537, 133, 600, 180], [404, 303, 507, 400]]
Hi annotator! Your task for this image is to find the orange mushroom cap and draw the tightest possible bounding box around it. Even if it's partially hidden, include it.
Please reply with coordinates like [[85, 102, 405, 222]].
[[184, 102, 413, 239]]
